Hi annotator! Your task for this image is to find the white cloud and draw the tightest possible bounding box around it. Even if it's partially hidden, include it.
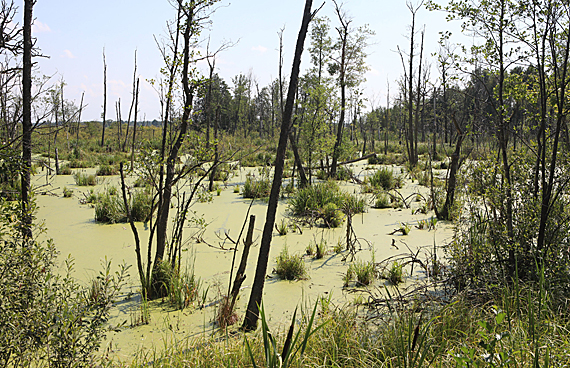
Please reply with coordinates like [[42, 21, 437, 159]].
[[251, 45, 268, 53], [61, 50, 75, 59], [32, 20, 51, 34]]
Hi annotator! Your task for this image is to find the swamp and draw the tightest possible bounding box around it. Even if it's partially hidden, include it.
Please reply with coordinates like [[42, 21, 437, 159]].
[[2, 0, 570, 367]]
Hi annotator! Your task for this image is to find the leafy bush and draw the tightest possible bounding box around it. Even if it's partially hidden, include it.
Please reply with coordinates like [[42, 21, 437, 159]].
[[73, 172, 97, 186], [153, 260, 201, 310], [0, 200, 128, 367], [68, 159, 92, 168], [315, 239, 327, 259], [275, 246, 308, 280], [336, 166, 353, 181]]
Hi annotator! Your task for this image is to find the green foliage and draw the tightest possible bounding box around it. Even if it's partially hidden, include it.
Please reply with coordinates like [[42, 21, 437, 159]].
[[315, 239, 327, 259], [275, 246, 308, 281], [245, 301, 326, 368], [400, 222, 411, 235], [0, 200, 129, 367], [73, 172, 97, 186], [153, 260, 201, 310], [335, 166, 353, 181]]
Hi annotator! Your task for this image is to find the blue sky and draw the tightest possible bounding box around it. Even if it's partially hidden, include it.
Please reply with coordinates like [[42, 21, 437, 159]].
[[14, 0, 464, 121]]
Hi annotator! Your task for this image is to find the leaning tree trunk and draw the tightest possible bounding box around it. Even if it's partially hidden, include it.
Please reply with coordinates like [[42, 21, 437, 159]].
[[438, 117, 464, 221], [242, 0, 314, 332]]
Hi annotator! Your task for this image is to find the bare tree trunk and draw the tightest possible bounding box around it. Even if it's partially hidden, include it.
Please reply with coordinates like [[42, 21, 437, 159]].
[[243, 0, 315, 331], [116, 99, 122, 150], [130, 78, 139, 169], [101, 49, 107, 148], [152, 2, 195, 297], [77, 92, 84, 145], [21, 0, 33, 240], [123, 51, 137, 152]]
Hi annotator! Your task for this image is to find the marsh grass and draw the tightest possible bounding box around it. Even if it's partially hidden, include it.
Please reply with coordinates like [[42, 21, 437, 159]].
[[94, 186, 153, 223], [275, 246, 308, 280], [96, 164, 118, 176], [60, 165, 72, 175], [275, 218, 288, 235], [73, 172, 97, 186], [385, 260, 404, 285], [62, 187, 73, 198], [373, 192, 391, 209], [110, 266, 570, 368], [288, 181, 365, 227], [242, 173, 271, 199], [344, 259, 376, 287], [367, 167, 402, 191]]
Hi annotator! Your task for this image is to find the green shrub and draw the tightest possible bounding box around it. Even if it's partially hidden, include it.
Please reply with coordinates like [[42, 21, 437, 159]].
[[289, 181, 365, 227], [153, 260, 201, 310], [130, 189, 153, 222], [0, 202, 129, 367], [95, 192, 125, 223], [68, 159, 91, 168], [275, 246, 308, 280], [315, 239, 327, 259], [73, 172, 97, 186]]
